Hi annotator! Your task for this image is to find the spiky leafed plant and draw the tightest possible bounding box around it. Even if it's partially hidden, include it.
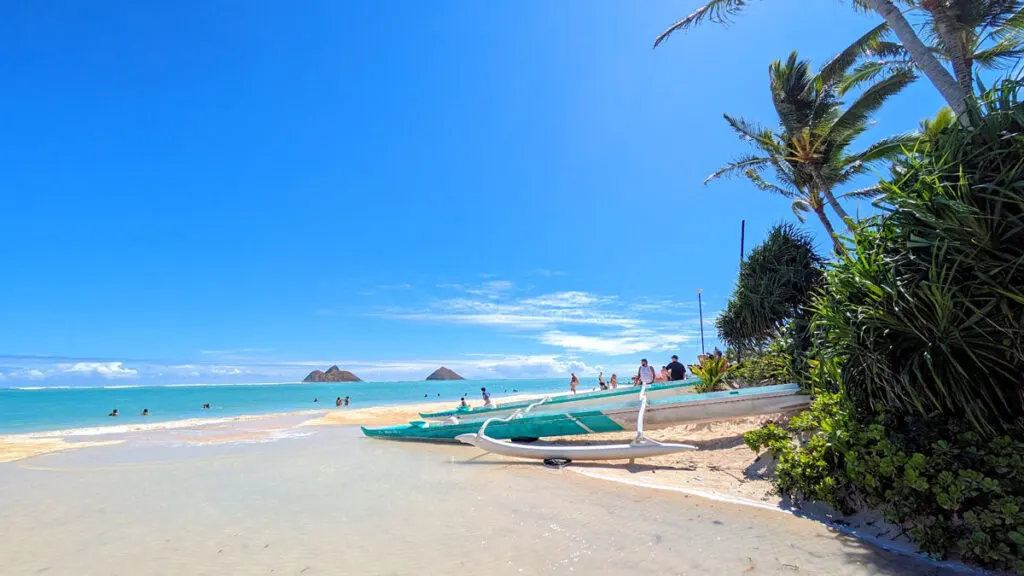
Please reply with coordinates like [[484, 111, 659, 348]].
[[654, 0, 969, 115], [717, 223, 824, 351], [812, 80, 1024, 434], [691, 355, 732, 392], [708, 51, 915, 245]]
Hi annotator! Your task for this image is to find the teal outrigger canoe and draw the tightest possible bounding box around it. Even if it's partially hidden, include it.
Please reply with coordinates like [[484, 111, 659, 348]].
[[362, 384, 807, 442], [418, 379, 696, 420]]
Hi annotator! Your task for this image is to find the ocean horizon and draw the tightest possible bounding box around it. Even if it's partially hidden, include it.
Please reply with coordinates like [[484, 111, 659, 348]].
[[0, 377, 588, 435]]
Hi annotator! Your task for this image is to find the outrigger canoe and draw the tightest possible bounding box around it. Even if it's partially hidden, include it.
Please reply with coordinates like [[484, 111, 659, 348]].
[[419, 379, 695, 421], [457, 385, 698, 462], [362, 384, 807, 442]]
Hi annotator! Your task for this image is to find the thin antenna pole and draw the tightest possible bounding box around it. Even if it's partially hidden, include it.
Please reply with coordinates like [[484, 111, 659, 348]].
[[740, 219, 746, 265], [697, 289, 705, 356]]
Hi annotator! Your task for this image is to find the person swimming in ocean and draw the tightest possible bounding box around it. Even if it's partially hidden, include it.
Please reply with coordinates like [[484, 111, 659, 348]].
[[336, 397, 342, 407], [202, 403, 211, 409], [314, 397, 319, 403], [344, 396, 350, 406], [141, 408, 148, 416], [109, 409, 118, 417]]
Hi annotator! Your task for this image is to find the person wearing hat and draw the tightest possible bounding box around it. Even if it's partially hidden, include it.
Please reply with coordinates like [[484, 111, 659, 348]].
[[666, 354, 687, 381]]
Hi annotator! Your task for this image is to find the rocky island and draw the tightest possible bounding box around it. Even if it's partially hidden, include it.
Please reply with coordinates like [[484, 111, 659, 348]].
[[425, 366, 464, 381], [303, 365, 362, 383]]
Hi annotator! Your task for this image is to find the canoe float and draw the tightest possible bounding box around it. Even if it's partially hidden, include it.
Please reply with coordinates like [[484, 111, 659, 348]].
[[362, 384, 807, 442], [419, 379, 695, 421]]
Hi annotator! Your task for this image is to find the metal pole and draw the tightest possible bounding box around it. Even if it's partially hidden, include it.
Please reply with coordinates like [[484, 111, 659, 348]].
[[697, 289, 705, 356], [740, 219, 746, 265]]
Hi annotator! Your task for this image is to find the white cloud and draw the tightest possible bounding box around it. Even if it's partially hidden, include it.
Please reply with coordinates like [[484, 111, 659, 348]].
[[533, 269, 566, 277], [522, 291, 606, 308], [61, 362, 138, 379], [538, 330, 692, 356]]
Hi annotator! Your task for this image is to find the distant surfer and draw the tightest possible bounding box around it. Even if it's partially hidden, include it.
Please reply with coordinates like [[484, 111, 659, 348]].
[[109, 409, 118, 417]]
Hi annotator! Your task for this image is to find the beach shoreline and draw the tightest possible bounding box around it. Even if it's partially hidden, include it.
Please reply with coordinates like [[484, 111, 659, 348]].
[[0, 391, 981, 573]]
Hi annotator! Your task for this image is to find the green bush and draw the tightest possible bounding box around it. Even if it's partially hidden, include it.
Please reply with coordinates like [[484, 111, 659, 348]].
[[690, 355, 731, 393], [845, 417, 1024, 573], [812, 81, 1024, 433], [746, 395, 1024, 572]]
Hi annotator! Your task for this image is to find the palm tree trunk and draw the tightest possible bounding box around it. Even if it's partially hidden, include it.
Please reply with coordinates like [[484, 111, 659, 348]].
[[814, 205, 844, 254], [921, 0, 974, 97], [864, 0, 968, 117], [809, 168, 855, 233]]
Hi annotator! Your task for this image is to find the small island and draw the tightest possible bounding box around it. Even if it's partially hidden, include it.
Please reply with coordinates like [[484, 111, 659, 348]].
[[303, 365, 362, 383], [425, 366, 464, 381]]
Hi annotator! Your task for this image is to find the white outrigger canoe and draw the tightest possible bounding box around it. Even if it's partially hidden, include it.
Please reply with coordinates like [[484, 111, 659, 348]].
[[455, 383, 807, 463], [457, 385, 697, 462]]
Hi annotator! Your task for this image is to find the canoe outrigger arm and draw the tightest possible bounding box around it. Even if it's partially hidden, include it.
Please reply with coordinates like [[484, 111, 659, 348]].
[[631, 383, 650, 446], [475, 396, 551, 438]]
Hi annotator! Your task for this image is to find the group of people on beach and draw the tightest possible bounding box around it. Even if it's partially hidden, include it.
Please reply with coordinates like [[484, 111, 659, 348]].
[[567, 353, 692, 394]]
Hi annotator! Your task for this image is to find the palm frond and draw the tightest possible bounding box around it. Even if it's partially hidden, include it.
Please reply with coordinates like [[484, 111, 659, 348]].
[[743, 168, 800, 198], [839, 185, 882, 199], [704, 154, 775, 184], [653, 0, 754, 48], [819, 22, 893, 87], [723, 113, 774, 144], [828, 69, 916, 143]]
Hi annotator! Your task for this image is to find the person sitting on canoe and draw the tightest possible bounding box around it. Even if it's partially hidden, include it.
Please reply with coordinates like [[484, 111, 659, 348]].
[[481, 387, 494, 408], [598, 371, 607, 390], [609, 374, 618, 389], [637, 359, 655, 386], [666, 355, 687, 381]]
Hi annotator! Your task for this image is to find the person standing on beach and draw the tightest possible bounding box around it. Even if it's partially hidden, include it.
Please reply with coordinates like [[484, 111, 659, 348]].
[[610, 374, 618, 389], [666, 355, 687, 381], [598, 372, 607, 390], [637, 359, 655, 386], [481, 387, 494, 408], [569, 373, 579, 394]]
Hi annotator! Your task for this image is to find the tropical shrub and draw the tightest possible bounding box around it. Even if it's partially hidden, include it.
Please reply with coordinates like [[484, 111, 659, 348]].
[[727, 338, 795, 387], [690, 355, 731, 393], [717, 223, 824, 386], [812, 80, 1024, 433]]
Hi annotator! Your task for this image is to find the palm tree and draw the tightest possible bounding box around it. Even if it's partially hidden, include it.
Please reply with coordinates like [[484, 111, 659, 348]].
[[653, 0, 969, 116], [707, 52, 915, 248], [705, 116, 845, 252], [855, 1, 1024, 96]]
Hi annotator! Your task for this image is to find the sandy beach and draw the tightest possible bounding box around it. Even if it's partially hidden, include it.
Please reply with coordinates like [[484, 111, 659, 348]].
[[0, 393, 976, 574]]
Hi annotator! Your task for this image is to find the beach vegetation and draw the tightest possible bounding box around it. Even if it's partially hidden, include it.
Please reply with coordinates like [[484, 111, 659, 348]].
[[739, 80, 1024, 572], [717, 223, 823, 385], [690, 355, 732, 393]]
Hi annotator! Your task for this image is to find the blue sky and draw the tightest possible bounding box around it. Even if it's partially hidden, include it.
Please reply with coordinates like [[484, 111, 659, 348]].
[[0, 1, 945, 385]]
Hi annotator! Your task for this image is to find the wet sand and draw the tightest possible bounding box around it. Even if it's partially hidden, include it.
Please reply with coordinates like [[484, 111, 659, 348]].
[[0, 424, 956, 575]]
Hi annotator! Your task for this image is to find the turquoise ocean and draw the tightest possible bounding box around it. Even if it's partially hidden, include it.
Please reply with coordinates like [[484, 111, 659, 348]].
[[0, 377, 582, 434]]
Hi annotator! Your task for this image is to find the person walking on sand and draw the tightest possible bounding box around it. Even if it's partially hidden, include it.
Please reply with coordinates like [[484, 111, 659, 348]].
[[481, 387, 494, 408], [637, 359, 655, 386], [598, 371, 607, 390], [569, 373, 579, 394], [610, 374, 618, 389]]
